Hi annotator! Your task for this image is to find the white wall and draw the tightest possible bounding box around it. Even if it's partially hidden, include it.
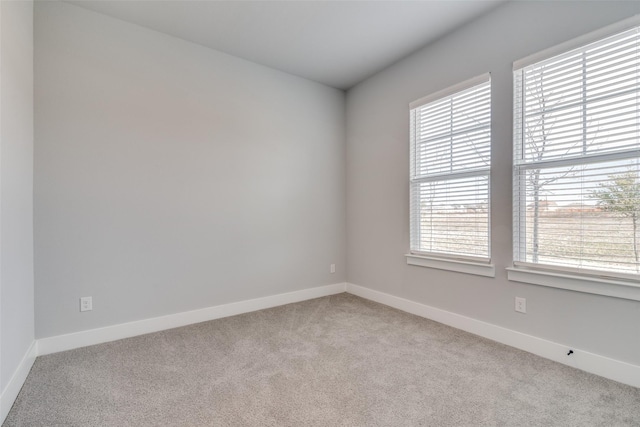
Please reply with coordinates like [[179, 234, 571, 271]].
[[1, 0, 34, 394], [34, 2, 346, 338], [346, 1, 640, 366]]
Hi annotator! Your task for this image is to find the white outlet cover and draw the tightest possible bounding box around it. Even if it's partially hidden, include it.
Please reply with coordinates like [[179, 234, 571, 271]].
[[80, 296, 93, 312], [515, 297, 526, 313]]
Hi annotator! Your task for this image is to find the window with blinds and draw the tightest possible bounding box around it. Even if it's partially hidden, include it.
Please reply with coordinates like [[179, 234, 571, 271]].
[[410, 74, 491, 260], [513, 23, 640, 278]]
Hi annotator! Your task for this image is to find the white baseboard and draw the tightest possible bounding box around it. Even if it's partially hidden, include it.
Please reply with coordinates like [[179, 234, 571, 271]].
[[38, 282, 347, 356], [1, 340, 37, 425], [12, 280, 636, 425], [345, 282, 640, 389]]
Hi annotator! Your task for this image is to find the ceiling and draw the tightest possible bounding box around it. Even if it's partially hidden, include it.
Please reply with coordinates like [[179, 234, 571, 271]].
[[65, 0, 506, 90]]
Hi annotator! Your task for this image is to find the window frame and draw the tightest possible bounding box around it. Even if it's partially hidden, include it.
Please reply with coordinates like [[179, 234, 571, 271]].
[[407, 73, 494, 277], [510, 15, 640, 300]]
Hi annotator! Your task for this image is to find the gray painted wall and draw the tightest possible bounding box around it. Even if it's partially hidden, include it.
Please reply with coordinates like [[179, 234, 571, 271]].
[[34, 2, 346, 338], [346, 1, 640, 366], [1, 0, 34, 391]]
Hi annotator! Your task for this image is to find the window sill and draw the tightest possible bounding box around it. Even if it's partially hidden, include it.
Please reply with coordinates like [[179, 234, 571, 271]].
[[406, 254, 495, 277], [506, 266, 640, 302]]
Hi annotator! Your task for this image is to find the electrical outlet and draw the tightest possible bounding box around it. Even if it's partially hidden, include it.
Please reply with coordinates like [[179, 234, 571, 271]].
[[330, 264, 336, 274], [515, 297, 526, 314], [80, 296, 93, 312]]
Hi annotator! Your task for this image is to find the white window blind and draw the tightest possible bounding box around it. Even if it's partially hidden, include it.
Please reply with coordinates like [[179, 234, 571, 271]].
[[513, 24, 640, 278], [410, 75, 491, 260]]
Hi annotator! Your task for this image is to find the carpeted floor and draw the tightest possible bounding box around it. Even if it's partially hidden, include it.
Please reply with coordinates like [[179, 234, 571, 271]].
[[4, 293, 640, 426]]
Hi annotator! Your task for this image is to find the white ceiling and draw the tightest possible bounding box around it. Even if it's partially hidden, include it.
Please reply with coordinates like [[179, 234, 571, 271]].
[[65, 0, 506, 90]]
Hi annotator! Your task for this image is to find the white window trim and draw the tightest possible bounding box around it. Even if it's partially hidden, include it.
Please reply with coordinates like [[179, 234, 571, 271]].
[[506, 266, 640, 302], [406, 253, 495, 277], [409, 73, 492, 268], [509, 14, 640, 301]]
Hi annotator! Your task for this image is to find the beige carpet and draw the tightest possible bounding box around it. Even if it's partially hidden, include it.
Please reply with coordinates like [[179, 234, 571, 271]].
[[4, 293, 640, 426]]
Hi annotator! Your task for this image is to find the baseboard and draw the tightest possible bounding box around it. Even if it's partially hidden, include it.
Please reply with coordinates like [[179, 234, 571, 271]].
[[38, 282, 347, 356], [1, 340, 38, 425], [345, 283, 640, 389]]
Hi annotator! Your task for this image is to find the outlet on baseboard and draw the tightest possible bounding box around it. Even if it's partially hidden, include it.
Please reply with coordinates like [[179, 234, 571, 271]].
[[80, 296, 93, 312], [330, 264, 336, 274], [515, 297, 526, 314]]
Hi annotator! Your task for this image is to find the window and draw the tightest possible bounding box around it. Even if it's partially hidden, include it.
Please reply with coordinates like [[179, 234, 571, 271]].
[[513, 18, 640, 285], [408, 74, 492, 273]]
